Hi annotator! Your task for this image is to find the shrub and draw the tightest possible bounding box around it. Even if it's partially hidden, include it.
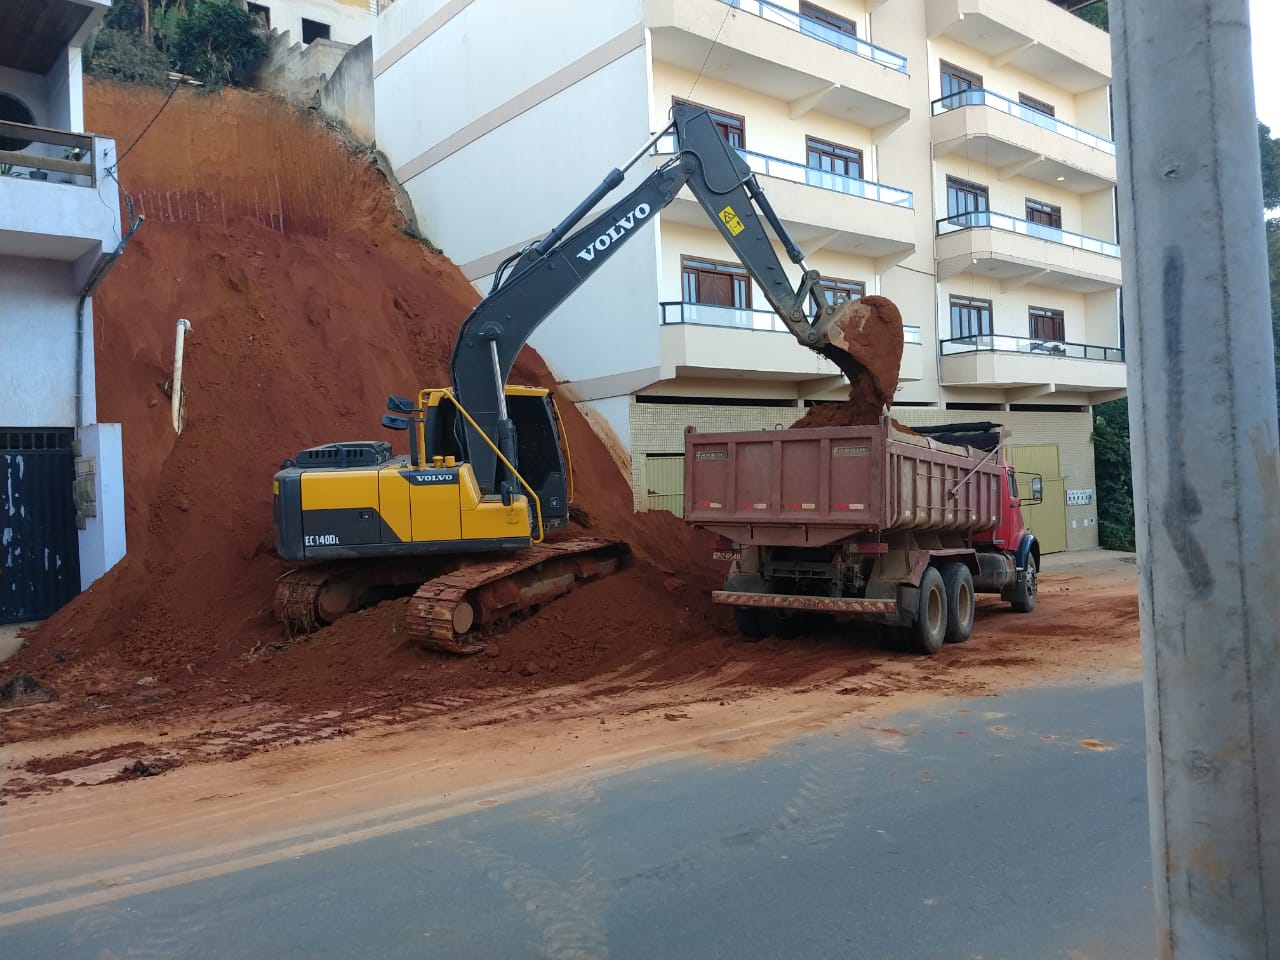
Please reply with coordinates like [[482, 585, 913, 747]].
[[84, 28, 172, 86], [1092, 398, 1135, 552], [171, 0, 267, 89]]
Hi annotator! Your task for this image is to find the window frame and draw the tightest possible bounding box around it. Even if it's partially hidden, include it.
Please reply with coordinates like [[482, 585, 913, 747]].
[[246, 2, 270, 27], [301, 17, 330, 43], [1018, 92, 1056, 117], [799, 1, 857, 36], [672, 97, 746, 149], [940, 60, 983, 99], [681, 255, 753, 309], [1028, 306, 1066, 342], [946, 175, 990, 222], [818, 277, 866, 307], [1025, 198, 1063, 229], [949, 294, 993, 339], [805, 136, 864, 180]]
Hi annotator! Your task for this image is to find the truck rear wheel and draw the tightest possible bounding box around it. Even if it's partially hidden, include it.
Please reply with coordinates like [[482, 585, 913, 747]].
[[912, 566, 947, 655], [942, 563, 975, 644], [1009, 556, 1038, 613], [733, 606, 770, 641]]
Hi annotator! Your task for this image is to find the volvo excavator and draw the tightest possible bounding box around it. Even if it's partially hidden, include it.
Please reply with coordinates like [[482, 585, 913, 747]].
[[271, 102, 904, 653]]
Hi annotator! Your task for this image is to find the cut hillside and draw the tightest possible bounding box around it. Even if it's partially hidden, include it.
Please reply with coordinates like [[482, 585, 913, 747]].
[[4, 82, 732, 733]]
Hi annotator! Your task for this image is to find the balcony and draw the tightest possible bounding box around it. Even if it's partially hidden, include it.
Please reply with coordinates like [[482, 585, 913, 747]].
[[0, 120, 120, 261], [659, 301, 923, 383], [935, 211, 1120, 294], [940, 334, 1125, 396], [925, 0, 1110, 94], [932, 90, 1116, 192], [646, 0, 911, 133], [656, 137, 915, 263]]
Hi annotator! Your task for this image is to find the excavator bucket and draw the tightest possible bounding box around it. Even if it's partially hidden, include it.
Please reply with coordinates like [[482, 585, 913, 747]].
[[815, 294, 905, 423]]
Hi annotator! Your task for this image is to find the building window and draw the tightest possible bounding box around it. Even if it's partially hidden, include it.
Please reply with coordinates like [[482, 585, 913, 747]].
[[940, 61, 983, 99], [682, 256, 752, 308], [946, 175, 989, 224], [950, 295, 993, 339], [819, 277, 865, 306], [247, 2, 270, 28], [1025, 198, 1063, 229], [806, 137, 863, 179], [673, 98, 745, 148], [800, 2, 856, 36], [1018, 92, 1056, 117], [1029, 306, 1066, 341], [301, 18, 330, 43]]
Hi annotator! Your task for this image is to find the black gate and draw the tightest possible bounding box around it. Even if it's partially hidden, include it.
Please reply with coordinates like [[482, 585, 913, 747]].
[[1, 429, 81, 624]]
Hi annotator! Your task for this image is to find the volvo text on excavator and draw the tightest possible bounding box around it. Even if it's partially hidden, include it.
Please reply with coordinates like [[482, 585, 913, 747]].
[[271, 102, 905, 653]]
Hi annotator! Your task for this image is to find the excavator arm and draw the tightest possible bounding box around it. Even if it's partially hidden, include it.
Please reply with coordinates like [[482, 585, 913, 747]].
[[450, 101, 900, 496]]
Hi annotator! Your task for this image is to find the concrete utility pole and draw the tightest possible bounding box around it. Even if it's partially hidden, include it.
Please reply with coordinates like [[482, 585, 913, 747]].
[[1110, 2, 1279, 957]]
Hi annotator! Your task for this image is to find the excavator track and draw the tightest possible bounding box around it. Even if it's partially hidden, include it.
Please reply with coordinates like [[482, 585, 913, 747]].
[[274, 557, 449, 635], [406, 537, 631, 654]]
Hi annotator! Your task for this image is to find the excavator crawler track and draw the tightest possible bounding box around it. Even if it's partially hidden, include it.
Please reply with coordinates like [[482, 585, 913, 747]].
[[406, 537, 631, 654]]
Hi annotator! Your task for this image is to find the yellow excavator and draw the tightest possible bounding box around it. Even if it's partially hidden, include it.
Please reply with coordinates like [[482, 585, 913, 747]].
[[271, 102, 903, 653]]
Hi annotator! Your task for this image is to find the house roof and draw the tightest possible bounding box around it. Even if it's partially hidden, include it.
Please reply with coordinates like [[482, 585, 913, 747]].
[[0, 0, 104, 74]]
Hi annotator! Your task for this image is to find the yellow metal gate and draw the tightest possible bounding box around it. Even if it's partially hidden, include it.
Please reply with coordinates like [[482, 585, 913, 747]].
[[642, 454, 685, 515], [1008, 444, 1068, 554]]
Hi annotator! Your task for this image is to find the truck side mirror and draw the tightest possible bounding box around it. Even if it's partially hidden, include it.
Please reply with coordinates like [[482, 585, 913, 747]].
[[1021, 475, 1043, 505]]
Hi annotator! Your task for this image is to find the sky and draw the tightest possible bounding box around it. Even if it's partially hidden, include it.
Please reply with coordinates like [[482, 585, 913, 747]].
[[1250, 0, 1278, 132]]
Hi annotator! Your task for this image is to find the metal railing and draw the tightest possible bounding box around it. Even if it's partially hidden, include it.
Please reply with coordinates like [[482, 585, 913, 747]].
[[719, 0, 907, 72], [661, 301, 923, 344], [0, 120, 95, 186], [654, 134, 912, 208], [940, 334, 1124, 362], [931, 89, 1115, 155], [936, 210, 1120, 257]]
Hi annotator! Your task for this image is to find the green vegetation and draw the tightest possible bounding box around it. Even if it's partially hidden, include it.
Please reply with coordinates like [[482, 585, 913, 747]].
[[86, 0, 266, 89]]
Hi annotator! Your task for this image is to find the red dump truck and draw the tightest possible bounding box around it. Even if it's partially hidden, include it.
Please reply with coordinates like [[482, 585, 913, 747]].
[[683, 419, 1042, 654]]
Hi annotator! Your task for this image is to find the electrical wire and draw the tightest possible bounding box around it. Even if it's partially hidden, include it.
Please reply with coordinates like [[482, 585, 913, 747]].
[[114, 78, 180, 168], [688, 1, 734, 99]]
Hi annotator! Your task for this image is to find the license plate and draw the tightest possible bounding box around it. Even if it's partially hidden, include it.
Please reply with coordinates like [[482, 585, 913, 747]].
[[712, 550, 741, 561]]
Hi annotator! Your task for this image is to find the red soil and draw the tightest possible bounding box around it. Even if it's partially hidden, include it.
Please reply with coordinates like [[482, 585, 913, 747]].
[[793, 294, 905, 428], [4, 82, 731, 731]]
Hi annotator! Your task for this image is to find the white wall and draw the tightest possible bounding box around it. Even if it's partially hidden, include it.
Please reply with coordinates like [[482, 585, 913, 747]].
[[258, 0, 373, 46], [77, 421, 125, 589], [0, 257, 80, 427]]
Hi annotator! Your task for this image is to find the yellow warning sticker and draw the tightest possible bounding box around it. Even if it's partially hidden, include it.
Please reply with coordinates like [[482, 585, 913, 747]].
[[719, 205, 746, 236]]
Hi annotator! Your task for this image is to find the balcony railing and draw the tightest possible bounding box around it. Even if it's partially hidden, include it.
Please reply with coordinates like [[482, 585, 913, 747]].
[[719, 0, 908, 73], [941, 334, 1124, 362], [0, 120, 95, 186], [661, 300, 923, 343], [655, 134, 913, 208], [936, 211, 1120, 257], [931, 89, 1115, 155]]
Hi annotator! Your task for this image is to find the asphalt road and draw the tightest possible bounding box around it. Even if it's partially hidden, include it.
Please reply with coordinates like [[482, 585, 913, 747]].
[[1, 680, 1155, 959]]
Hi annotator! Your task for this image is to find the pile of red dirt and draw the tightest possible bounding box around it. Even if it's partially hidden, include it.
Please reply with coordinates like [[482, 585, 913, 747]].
[[4, 82, 732, 730], [793, 294, 905, 428]]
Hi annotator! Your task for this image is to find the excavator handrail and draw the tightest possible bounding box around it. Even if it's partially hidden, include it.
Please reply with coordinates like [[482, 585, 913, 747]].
[[550, 394, 576, 506], [438, 390, 546, 544]]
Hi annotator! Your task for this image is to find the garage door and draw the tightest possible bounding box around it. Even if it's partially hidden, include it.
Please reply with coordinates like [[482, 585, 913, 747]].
[[1008, 444, 1067, 554], [643, 454, 685, 515], [1, 429, 81, 623]]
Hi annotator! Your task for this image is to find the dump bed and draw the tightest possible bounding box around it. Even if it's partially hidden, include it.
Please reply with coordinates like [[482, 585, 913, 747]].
[[684, 418, 1003, 547]]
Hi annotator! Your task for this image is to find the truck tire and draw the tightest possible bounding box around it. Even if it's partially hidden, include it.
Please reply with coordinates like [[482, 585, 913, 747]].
[[1009, 555, 1038, 613], [942, 563, 975, 644], [733, 606, 769, 641], [912, 566, 948, 655]]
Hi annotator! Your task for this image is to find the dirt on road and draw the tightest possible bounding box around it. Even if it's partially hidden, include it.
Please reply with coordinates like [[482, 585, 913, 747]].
[[2, 553, 1141, 805]]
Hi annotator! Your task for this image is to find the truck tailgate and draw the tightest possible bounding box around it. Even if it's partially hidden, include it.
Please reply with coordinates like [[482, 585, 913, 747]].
[[683, 420, 1002, 547]]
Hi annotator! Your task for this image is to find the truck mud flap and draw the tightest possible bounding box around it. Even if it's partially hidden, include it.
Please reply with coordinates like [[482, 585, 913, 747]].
[[712, 591, 899, 616]]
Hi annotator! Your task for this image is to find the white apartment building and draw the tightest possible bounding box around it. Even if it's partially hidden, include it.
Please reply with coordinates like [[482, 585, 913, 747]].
[[247, 0, 374, 45], [372, 0, 1124, 552], [1, 0, 127, 622]]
